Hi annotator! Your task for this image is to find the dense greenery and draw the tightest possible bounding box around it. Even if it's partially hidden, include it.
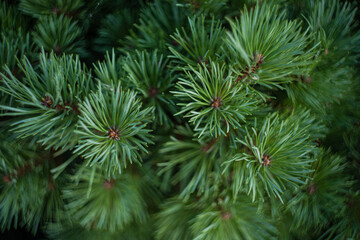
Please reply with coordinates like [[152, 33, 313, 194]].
[[0, 0, 359, 239]]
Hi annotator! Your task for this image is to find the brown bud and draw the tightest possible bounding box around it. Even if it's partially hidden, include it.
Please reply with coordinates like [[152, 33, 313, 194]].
[[103, 179, 116, 189], [41, 96, 53, 108], [54, 45, 62, 54], [211, 97, 222, 109], [307, 184, 316, 195], [108, 127, 120, 140], [148, 87, 158, 98], [3, 175, 11, 183], [262, 155, 271, 166], [221, 211, 231, 220]]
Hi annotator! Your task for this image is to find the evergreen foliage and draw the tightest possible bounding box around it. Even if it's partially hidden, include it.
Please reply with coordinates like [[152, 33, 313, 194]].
[[123, 50, 178, 127], [33, 15, 86, 56], [224, 112, 315, 201], [75, 85, 153, 174], [174, 62, 258, 137], [63, 167, 147, 232], [0, 0, 359, 239], [0, 51, 92, 150]]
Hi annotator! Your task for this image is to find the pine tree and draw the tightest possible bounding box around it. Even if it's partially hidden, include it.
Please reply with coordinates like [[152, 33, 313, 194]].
[[0, 0, 359, 239]]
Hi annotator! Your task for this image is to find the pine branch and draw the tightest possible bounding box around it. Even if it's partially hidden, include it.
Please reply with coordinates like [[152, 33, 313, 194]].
[[0, 2, 30, 33], [0, 50, 92, 150], [19, 0, 85, 18], [155, 197, 199, 240], [320, 192, 360, 240], [158, 124, 227, 199], [93, 9, 136, 53], [0, 0, 359, 239], [63, 166, 148, 232], [223, 112, 315, 201], [155, 194, 277, 240], [286, 149, 351, 232], [169, 16, 225, 68], [32, 15, 87, 56], [225, 3, 317, 89], [124, 50, 178, 127], [306, 0, 360, 63], [190, 197, 276, 240], [285, 67, 352, 113], [74, 84, 153, 174], [122, 0, 188, 53], [173, 62, 259, 137], [93, 50, 126, 86], [0, 135, 65, 234]]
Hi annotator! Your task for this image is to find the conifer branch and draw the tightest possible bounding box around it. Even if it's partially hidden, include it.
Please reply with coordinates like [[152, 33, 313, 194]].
[[223, 113, 314, 201], [174, 62, 258, 137], [0, 50, 92, 150], [74, 84, 153, 174], [124, 50, 178, 127], [225, 3, 316, 88]]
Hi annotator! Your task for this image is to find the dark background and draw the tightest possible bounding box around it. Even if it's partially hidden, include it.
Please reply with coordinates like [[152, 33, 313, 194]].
[[1, 226, 43, 240]]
